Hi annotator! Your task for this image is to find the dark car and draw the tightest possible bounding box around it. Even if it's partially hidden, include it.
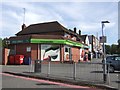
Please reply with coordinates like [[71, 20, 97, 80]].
[[103, 55, 120, 72]]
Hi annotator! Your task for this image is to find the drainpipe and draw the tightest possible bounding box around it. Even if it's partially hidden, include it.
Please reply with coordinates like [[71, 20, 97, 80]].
[[15, 44, 16, 55], [37, 44, 40, 60]]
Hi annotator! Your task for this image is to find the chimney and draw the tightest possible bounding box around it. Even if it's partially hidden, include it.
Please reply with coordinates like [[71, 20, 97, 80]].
[[22, 24, 26, 30], [79, 30, 81, 35], [74, 27, 76, 33]]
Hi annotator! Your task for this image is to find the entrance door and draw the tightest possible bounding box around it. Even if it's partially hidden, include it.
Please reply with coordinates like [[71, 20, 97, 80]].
[[64, 46, 72, 61]]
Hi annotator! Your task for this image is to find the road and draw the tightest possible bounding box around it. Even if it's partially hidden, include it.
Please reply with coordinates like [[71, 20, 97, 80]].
[[2, 72, 97, 89], [2, 62, 120, 89]]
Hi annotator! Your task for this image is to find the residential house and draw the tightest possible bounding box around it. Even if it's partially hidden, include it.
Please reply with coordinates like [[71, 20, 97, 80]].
[[88, 35, 102, 58]]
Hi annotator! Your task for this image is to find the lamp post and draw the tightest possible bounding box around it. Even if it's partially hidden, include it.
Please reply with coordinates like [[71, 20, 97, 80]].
[[101, 21, 110, 83]]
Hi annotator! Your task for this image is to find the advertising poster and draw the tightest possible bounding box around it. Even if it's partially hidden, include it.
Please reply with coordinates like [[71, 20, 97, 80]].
[[41, 44, 60, 61]]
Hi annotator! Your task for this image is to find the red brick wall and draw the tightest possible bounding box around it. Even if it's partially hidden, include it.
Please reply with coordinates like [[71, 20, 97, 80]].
[[71, 47, 80, 62], [12, 43, 69, 62], [60, 45, 64, 63], [43, 32, 64, 35], [9, 43, 81, 63], [31, 44, 38, 61], [16, 43, 39, 61], [16, 44, 31, 57], [2, 48, 10, 65]]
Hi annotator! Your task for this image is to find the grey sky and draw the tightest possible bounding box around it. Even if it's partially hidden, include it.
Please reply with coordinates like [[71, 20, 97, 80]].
[[1, 0, 119, 45]]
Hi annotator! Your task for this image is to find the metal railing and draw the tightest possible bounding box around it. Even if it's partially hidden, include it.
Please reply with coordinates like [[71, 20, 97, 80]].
[[40, 61, 103, 84], [29, 60, 119, 89]]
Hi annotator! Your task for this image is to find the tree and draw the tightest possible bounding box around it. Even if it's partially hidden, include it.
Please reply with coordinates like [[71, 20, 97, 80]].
[[110, 44, 118, 54], [2, 38, 9, 48], [117, 47, 120, 55], [0, 38, 2, 47], [118, 39, 120, 48], [105, 45, 111, 54]]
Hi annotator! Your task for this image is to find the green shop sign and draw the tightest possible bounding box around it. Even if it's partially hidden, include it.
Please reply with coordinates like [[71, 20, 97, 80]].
[[10, 39, 30, 44], [31, 39, 89, 48]]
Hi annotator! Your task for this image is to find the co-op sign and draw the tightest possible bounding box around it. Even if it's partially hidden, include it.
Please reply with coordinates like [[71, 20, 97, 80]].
[[10, 40, 30, 44]]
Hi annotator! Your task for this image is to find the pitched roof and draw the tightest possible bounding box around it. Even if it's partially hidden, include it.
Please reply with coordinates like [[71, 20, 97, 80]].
[[16, 21, 74, 36], [9, 34, 64, 40], [81, 35, 87, 42], [88, 35, 92, 44]]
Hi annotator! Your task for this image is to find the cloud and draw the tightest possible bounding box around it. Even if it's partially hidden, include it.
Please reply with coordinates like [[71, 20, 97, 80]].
[[1, 2, 118, 44], [2, 0, 119, 2]]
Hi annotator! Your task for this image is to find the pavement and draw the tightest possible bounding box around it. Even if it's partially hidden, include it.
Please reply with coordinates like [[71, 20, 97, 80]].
[[2, 59, 119, 90]]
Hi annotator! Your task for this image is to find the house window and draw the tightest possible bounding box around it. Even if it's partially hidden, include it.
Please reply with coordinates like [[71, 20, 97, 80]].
[[26, 47, 31, 52], [64, 33, 71, 38], [65, 48, 68, 52]]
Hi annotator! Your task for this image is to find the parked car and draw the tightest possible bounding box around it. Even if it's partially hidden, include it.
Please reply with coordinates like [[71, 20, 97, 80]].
[[102, 55, 120, 72]]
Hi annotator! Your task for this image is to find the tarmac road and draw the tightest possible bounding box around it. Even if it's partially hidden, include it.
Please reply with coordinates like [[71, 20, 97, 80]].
[[2, 61, 120, 89], [1, 72, 98, 90]]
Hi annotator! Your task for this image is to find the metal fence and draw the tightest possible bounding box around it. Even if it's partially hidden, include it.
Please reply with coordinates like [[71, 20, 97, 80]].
[[40, 62, 104, 84], [29, 60, 119, 89], [76, 63, 103, 83]]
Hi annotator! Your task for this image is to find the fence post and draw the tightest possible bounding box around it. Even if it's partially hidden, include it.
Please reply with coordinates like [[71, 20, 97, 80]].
[[73, 62, 76, 80], [103, 60, 107, 83], [118, 71, 120, 89], [107, 63, 110, 85], [47, 61, 50, 77], [30, 60, 33, 72]]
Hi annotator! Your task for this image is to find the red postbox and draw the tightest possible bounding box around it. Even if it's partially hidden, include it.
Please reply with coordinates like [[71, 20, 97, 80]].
[[15, 55, 24, 65]]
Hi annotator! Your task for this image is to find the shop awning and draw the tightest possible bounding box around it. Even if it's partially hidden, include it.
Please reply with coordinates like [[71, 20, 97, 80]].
[[31, 39, 89, 48], [9, 38, 89, 49]]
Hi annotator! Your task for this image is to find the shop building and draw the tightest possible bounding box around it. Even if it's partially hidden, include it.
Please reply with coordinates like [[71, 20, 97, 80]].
[[7, 21, 89, 63]]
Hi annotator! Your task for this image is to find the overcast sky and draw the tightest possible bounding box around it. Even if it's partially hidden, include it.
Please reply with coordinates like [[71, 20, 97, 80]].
[[1, 0, 119, 45]]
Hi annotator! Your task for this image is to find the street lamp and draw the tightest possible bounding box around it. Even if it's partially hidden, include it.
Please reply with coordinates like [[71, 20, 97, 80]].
[[101, 21, 110, 83]]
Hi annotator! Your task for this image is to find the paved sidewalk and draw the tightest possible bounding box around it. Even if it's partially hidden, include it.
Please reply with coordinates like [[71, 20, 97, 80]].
[[2, 65, 118, 90]]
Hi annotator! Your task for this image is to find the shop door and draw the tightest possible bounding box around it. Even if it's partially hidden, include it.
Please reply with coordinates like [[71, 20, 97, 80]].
[[64, 46, 72, 61]]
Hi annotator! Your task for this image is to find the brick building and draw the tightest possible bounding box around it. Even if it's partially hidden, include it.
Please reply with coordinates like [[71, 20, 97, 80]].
[[7, 21, 89, 63]]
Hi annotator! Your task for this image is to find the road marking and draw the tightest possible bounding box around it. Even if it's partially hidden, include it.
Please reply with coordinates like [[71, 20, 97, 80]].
[[1, 72, 98, 89]]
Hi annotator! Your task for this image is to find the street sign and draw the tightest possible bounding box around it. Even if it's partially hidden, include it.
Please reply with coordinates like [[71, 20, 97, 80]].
[[100, 36, 107, 43]]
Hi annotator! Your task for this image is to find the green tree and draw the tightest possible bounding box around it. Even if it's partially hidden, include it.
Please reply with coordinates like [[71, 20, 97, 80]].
[[117, 47, 120, 55], [118, 39, 120, 48], [105, 45, 111, 54], [2, 38, 9, 48], [0, 38, 2, 47], [110, 44, 118, 54]]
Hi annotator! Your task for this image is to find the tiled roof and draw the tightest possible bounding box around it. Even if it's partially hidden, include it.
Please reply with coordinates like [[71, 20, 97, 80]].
[[81, 35, 87, 42], [16, 21, 75, 36]]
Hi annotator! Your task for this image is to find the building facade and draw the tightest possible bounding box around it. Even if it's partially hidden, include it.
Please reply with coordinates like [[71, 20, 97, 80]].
[[88, 35, 102, 58], [7, 21, 89, 63]]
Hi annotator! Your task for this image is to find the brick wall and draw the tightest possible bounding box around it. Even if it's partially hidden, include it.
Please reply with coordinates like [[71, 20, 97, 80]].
[[60, 45, 64, 63], [2, 48, 10, 65], [16, 44, 31, 57], [9, 43, 82, 63], [16, 43, 38, 61], [31, 44, 38, 60], [71, 47, 80, 62], [43, 31, 64, 35]]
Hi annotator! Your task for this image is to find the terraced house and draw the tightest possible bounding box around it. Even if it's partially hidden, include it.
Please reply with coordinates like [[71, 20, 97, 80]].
[[7, 21, 89, 63]]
